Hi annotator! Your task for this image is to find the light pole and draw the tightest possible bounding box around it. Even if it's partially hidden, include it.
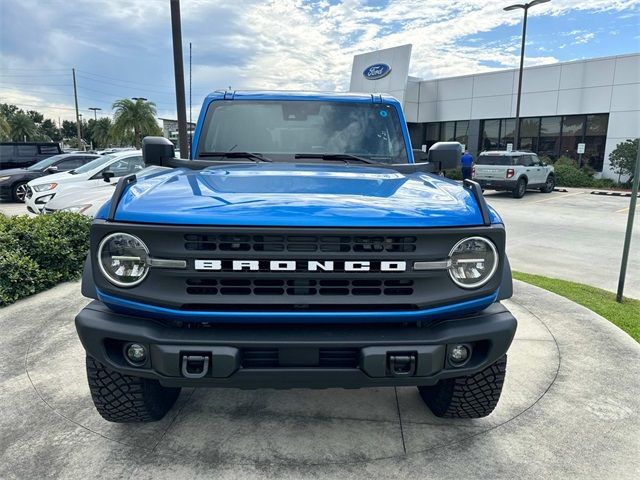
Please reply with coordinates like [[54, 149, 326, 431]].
[[88, 107, 101, 121], [170, 0, 189, 159], [616, 142, 640, 303], [504, 0, 550, 150]]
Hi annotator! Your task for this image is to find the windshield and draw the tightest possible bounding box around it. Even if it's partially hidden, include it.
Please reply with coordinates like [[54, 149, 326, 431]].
[[72, 153, 120, 174], [196, 100, 409, 164], [477, 154, 517, 166], [27, 154, 68, 171]]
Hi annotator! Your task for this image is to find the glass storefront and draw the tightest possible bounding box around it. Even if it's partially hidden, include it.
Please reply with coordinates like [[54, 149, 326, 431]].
[[410, 113, 609, 172], [480, 113, 609, 172]]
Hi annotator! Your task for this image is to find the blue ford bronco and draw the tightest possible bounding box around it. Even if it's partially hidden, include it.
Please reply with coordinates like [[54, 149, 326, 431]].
[[75, 91, 517, 422]]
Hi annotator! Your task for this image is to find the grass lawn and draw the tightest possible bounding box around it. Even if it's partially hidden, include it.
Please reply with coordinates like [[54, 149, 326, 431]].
[[513, 271, 640, 342]]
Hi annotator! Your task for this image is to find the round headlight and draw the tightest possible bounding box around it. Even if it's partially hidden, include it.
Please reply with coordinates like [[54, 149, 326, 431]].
[[448, 236, 498, 289], [98, 233, 149, 287]]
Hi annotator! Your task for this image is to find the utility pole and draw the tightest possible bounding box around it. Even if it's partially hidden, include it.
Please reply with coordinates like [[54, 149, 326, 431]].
[[170, 0, 188, 158], [189, 41, 192, 158], [72, 68, 83, 150], [504, 0, 550, 150], [616, 142, 640, 302]]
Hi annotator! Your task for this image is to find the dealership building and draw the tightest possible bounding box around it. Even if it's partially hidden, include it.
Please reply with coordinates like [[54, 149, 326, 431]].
[[350, 45, 640, 179]]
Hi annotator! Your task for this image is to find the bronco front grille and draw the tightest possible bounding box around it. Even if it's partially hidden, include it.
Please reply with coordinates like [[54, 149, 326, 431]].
[[184, 234, 417, 253], [185, 278, 414, 296]]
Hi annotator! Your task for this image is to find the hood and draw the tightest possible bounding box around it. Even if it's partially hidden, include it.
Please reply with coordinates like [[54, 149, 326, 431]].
[[46, 183, 115, 210], [0, 168, 41, 179], [104, 163, 499, 227], [27, 170, 74, 186]]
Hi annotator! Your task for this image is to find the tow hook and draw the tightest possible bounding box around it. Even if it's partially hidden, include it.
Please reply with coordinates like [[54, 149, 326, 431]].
[[181, 355, 210, 378], [388, 353, 416, 377]]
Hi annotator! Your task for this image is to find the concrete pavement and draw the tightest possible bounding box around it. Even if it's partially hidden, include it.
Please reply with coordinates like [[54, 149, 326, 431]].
[[484, 188, 640, 298], [0, 280, 638, 479]]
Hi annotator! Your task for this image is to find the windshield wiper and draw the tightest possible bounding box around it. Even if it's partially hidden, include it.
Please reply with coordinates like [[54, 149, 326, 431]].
[[294, 153, 380, 165], [199, 151, 272, 162]]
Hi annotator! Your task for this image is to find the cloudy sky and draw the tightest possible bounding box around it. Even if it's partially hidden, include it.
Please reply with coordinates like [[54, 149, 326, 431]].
[[1, 0, 638, 123]]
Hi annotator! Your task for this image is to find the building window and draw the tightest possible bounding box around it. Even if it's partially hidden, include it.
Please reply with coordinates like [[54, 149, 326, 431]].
[[455, 120, 469, 147], [425, 123, 440, 150], [583, 114, 609, 172], [407, 123, 425, 148], [499, 119, 515, 149], [441, 122, 455, 142], [538, 116, 562, 160], [481, 119, 500, 151], [519, 117, 540, 152], [560, 115, 585, 160]]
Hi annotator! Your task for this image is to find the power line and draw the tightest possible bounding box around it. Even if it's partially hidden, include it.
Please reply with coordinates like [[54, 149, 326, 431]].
[[76, 69, 175, 91]]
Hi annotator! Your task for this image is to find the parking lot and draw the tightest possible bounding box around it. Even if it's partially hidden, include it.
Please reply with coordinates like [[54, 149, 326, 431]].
[[0, 280, 637, 479]]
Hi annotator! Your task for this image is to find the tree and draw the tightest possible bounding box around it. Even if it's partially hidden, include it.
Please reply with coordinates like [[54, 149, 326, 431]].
[[111, 98, 161, 148], [61, 120, 77, 140], [0, 115, 10, 141], [609, 139, 638, 184], [91, 117, 113, 148], [9, 113, 37, 141], [39, 119, 62, 142], [27, 110, 44, 125]]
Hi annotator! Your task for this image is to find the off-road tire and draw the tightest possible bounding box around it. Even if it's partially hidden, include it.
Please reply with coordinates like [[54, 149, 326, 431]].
[[86, 356, 181, 423], [418, 355, 507, 418], [540, 174, 555, 193], [512, 178, 527, 198]]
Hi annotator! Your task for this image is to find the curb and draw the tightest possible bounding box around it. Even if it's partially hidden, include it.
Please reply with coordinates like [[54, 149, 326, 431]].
[[590, 190, 639, 197]]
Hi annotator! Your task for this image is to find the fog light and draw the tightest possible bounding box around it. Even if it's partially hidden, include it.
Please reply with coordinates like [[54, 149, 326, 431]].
[[125, 343, 147, 365], [449, 344, 470, 366]]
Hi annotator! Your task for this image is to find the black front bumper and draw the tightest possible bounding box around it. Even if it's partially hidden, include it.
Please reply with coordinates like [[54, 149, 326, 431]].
[[75, 301, 517, 388]]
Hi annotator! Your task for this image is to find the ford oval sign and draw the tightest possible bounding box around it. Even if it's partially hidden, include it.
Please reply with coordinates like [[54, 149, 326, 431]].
[[363, 63, 391, 80]]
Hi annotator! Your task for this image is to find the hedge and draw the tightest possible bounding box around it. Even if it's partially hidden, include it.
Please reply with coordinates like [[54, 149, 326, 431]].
[[0, 212, 92, 306]]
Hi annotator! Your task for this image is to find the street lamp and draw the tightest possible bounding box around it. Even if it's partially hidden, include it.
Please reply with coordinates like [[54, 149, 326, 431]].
[[132, 97, 148, 102], [504, 0, 550, 150], [88, 107, 102, 121]]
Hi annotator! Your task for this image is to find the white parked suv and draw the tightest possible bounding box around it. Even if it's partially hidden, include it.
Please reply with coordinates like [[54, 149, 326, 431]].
[[472, 151, 555, 198], [25, 150, 143, 213]]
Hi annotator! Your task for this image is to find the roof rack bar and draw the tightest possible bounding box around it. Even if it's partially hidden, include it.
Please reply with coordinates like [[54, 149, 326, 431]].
[[463, 179, 491, 226], [107, 174, 137, 221]]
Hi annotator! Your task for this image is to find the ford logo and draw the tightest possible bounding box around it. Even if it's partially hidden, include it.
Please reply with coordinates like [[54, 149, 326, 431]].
[[363, 63, 391, 80]]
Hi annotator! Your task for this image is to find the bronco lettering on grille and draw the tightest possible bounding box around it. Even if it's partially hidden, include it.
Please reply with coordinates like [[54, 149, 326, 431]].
[[194, 260, 407, 272]]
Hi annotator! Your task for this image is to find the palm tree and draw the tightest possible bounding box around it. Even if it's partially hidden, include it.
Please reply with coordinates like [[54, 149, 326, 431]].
[[9, 113, 36, 141], [111, 98, 161, 148], [92, 117, 114, 148], [0, 115, 10, 141]]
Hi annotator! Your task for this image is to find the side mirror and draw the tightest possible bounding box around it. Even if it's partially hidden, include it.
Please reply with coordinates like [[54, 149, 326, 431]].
[[143, 136, 175, 167], [427, 142, 463, 171], [44, 165, 58, 174], [102, 171, 115, 182]]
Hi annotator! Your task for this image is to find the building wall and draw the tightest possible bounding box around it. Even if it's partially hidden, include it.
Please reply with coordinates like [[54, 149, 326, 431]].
[[350, 51, 640, 179]]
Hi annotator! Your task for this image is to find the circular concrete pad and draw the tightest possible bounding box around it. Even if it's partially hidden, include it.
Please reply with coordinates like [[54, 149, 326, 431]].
[[0, 281, 638, 479]]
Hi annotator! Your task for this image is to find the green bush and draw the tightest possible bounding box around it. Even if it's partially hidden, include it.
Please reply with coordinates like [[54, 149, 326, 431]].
[[445, 168, 463, 180], [0, 212, 91, 306], [554, 163, 596, 188]]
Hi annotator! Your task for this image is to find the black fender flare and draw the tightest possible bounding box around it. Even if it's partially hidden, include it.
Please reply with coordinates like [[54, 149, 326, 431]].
[[497, 255, 513, 301], [81, 253, 98, 299]]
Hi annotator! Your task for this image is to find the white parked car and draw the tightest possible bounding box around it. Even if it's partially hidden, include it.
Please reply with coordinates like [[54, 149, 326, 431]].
[[42, 165, 169, 217], [472, 150, 555, 198], [25, 150, 144, 213]]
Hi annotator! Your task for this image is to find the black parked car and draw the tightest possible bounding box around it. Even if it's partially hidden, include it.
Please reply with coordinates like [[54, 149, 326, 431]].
[[0, 153, 99, 202], [0, 142, 63, 170]]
